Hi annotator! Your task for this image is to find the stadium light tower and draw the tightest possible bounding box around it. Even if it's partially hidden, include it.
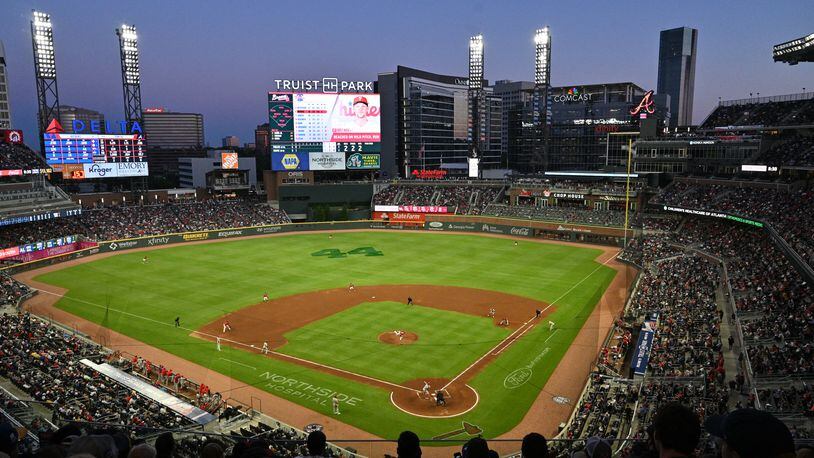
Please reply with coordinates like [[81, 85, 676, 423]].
[[468, 34, 484, 169], [533, 27, 551, 171], [30, 11, 61, 144], [116, 24, 143, 130]]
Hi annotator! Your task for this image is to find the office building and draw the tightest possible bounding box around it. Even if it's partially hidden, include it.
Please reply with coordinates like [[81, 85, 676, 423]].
[[0, 41, 11, 129], [222, 135, 240, 148], [58, 106, 105, 133], [178, 150, 256, 190], [142, 110, 205, 149], [657, 27, 698, 127]]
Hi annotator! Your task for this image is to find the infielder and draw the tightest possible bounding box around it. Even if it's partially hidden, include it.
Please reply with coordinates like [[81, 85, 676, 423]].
[[222, 321, 232, 333], [263, 293, 269, 302], [262, 341, 269, 354], [407, 296, 413, 306], [332, 395, 340, 415], [348, 283, 356, 292]]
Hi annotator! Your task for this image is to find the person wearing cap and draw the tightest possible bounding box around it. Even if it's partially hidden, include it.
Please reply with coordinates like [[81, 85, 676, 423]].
[[351, 96, 370, 127], [570, 436, 611, 458], [705, 408, 796, 458]]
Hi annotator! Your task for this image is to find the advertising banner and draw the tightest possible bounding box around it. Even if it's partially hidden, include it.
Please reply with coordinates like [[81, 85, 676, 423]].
[[374, 205, 448, 213], [8, 242, 82, 263], [632, 329, 654, 376], [271, 152, 310, 171], [292, 93, 381, 143], [373, 212, 425, 223], [309, 152, 346, 171], [221, 152, 239, 169], [345, 153, 380, 170], [81, 162, 149, 178], [0, 129, 24, 144]]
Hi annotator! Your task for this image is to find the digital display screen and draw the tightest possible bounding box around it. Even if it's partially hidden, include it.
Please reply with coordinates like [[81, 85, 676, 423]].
[[268, 92, 381, 155], [43, 133, 148, 179]]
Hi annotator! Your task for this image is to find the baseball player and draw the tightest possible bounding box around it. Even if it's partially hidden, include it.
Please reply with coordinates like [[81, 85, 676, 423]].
[[216, 337, 222, 352], [422, 381, 431, 398], [261, 341, 269, 354], [535, 309, 542, 319], [222, 321, 232, 333], [549, 320, 556, 331], [407, 296, 413, 306], [499, 317, 509, 326], [399, 331, 405, 343], [174, 317, 180, 328], [263, 293, 269, 302], [142, 256, 148, 263], [332, 395, 341, 415], [348, 283, 355, 292], [488, 308, 496, 318], [514, 241, 518, 246]]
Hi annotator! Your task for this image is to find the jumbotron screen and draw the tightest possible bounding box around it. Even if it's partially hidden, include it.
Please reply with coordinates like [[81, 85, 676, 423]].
[[268, 92, 381, 149], [43, 133, 148, 179]]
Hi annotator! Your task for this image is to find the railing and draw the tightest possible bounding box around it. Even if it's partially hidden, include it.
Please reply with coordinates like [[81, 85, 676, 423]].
[[719, 92, 814, 106]]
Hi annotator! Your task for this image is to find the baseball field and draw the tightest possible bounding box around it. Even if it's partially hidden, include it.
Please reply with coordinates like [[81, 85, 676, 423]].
[[21, 231, 627, 440]]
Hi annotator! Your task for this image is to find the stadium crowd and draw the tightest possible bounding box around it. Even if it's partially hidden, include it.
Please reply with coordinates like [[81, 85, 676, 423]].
[[755, 136, 814, 167], [1, 273, 32, 306], [0, 200, 291, 250], [657, 181, 814, 268], [483, 203, 626, 227], [701, 98, 814, 128], [0, 144, 49, 172]]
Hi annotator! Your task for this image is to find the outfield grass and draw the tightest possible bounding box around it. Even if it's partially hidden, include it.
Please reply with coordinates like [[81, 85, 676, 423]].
[[280, 301, 512, 383], [34, 231, 618, 439]]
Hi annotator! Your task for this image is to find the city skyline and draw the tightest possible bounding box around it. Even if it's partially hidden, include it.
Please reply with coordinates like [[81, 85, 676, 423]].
[[1, 0, 812, 149]]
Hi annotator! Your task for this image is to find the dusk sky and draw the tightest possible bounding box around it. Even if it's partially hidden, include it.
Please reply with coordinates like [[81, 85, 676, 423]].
[[2, 0, 812, 150]]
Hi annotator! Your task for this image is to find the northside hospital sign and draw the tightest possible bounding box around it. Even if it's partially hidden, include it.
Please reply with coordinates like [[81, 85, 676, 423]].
[[274, 78, 374, 93]]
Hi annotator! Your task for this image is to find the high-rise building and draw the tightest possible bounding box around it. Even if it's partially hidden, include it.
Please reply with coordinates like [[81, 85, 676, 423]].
[[657, 27, 697, 127], [254, 123, 269, 154], [222, 135, 240, 148], [378, 66, 497, 178], [58, 105, 105, 133], [493, 80, 536, 172], [142, 110, 205, 149], [0, 40, 12, 129], [142, 110, 206, 177]]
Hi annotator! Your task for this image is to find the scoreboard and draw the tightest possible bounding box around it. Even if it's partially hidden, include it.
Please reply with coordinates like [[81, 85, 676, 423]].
[[43, 133, 148, 179]]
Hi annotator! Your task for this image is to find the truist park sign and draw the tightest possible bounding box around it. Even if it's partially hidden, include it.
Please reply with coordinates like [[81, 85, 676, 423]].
[[274, 78, 374, 93]]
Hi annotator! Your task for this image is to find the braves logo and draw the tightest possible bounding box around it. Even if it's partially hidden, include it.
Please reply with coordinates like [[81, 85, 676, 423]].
[[630, 90, 656, 115]]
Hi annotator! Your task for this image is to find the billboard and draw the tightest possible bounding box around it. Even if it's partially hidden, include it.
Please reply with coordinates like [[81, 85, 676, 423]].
[[43, 132, 148, 178], [221, 152, 239, 169], [290, 93, 380, 143], [271, 152, 309, 171], [0, 130, 24, 145], [309, 152, 345, 170], [346, 153, 380, 170]]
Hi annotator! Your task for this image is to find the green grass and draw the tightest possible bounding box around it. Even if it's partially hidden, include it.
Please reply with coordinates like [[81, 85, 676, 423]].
[[34, 231, 618, 439], [279, 301, 511, 383]]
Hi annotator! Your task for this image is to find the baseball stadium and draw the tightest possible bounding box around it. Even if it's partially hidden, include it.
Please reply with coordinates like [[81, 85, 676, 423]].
[[0, 4, 813, 458]]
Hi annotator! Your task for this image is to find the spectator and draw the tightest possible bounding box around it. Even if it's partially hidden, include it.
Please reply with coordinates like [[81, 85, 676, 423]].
[[521, 432, 548, 458], [651, 403, 700, 458], [396, 431, 421, 458], [153, 432, 174, 458], [200, 442, 224, 458], [127, 443, 156, 458], [462, 437, 490, 458], [298, 430, 327, 458], [704, 409, 796, 458], [0, 422, 18, 458]]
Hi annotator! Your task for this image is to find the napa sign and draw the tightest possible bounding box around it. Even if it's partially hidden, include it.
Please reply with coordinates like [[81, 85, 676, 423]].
[[70, 120, 143, 135]]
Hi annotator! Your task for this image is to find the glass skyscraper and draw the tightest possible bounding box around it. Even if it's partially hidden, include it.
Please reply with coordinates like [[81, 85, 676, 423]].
[[657, 27, 698, 127]]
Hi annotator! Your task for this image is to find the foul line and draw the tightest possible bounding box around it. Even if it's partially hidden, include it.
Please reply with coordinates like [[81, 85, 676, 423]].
[[442, 251, 620, 391], [31, 286, 418, 394], [218, 357, 256, 370]]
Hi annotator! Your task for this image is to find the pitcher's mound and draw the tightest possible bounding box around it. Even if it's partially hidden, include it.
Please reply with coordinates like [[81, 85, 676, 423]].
[[378, 331, 418, 345]]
